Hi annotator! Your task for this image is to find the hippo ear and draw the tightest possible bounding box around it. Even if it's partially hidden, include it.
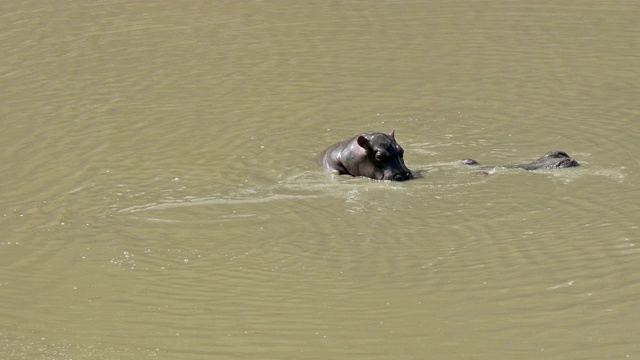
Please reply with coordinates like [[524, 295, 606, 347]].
[[390, 129, 396, 139], [356, 135, 368, 148]]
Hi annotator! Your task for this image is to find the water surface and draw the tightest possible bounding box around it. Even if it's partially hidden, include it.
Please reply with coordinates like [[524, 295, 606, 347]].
[[1, 1, 639, 359]]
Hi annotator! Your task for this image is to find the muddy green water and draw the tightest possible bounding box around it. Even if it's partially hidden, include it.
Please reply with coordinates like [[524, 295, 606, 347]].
[[2, 1, 639, 359]]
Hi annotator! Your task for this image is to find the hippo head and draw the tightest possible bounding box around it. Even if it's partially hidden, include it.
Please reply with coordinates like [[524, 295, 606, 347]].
[[357, 131, 413, 181], [523, 151, 580, 170]]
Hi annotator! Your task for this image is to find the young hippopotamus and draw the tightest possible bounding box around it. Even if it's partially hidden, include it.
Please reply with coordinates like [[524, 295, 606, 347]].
[[462, 151, 580, 175], [318, 131, 413, 181]]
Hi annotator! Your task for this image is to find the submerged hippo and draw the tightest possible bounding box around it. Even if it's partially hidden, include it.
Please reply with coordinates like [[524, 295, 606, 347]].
[[462, 150, 580, 174], [318, 131, 413, 181]]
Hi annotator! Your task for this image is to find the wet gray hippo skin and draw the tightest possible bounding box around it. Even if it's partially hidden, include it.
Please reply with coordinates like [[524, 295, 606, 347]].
[[318, 131, 413, 181], [462, 151, 580, 171]]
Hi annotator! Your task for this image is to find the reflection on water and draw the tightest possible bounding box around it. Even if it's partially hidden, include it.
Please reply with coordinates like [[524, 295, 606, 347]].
[[2, 1, 639, 359], [118, 194, 322, 214]]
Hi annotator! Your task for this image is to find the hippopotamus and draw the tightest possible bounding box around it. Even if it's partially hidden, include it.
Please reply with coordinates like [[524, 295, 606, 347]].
[[318, 131, 413, 181], [462, 151, 580, 174]]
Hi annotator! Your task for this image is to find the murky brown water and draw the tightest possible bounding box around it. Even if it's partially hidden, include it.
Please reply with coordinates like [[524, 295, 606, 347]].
[[2, 1, 639, 359]]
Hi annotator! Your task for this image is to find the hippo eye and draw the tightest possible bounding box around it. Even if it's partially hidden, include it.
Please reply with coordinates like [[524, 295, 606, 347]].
[[375, 152, 387, 162], [547, 151, 569, 158]]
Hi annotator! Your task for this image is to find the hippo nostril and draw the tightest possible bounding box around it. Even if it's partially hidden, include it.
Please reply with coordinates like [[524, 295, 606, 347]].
[[557, 159, 580, 168], [393, 172, 412, 181]]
